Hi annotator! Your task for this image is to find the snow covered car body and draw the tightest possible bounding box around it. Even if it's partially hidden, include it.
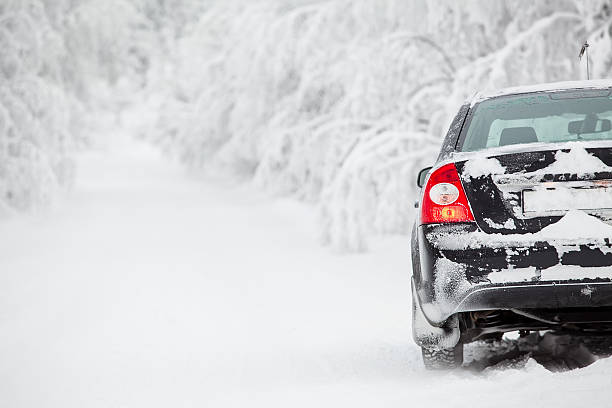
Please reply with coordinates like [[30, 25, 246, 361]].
[[412, 80, 612, 368]]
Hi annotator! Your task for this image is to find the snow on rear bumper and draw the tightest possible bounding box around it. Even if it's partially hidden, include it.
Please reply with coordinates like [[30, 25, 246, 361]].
[[414, 224, 612, 325], [430, 223, 612, 276]]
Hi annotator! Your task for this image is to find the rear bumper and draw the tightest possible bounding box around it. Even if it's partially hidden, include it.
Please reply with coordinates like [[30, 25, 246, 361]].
[[413, 223, 612, 325], [417, 278, 612, 326]]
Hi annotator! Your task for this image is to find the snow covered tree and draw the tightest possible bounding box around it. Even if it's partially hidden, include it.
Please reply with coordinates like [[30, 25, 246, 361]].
[[134, 0, 612, 251], [0, 0, 162, 212], [0, 0, 77, 212], [10, 0, 612, 251]]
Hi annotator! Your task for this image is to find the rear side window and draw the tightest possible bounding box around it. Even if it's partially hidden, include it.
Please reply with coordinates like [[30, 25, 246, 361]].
[[460, 89, 612, 152]]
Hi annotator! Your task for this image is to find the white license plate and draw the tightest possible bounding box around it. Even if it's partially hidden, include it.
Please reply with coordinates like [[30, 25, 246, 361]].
[[523, 187, 612, 213]]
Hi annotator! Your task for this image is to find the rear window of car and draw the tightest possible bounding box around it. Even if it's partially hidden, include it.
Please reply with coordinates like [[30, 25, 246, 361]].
[[459, 89, 612, 152]]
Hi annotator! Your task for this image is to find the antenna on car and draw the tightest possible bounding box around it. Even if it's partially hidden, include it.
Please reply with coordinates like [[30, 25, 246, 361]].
[[579, 41, 590, 80]]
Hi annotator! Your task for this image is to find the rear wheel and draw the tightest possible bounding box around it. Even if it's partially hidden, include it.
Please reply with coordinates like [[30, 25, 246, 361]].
[[421, 343, 464, 370]]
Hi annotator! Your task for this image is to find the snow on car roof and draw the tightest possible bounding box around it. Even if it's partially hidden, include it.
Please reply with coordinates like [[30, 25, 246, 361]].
[[471, 79, 612, 105]]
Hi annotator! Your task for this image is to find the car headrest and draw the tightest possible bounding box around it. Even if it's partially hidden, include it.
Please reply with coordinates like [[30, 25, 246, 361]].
[[499, 127, 538, 146]]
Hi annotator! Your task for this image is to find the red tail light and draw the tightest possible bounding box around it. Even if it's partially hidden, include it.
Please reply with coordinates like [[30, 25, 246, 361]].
[[420, 163, 474, 224]]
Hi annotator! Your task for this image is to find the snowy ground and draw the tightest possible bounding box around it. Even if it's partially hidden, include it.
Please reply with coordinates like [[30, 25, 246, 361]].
[[1, 137, 612, 407]]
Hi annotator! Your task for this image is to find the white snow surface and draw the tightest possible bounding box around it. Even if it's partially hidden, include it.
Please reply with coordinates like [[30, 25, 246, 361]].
[[539, 147, 612, 175], [471, 79, 612, 104], [539, 210, 612, 239], [488, 265, 612, 284], [484, 217, 516, 229], [436, 210, 612, 251], [2, 137, 612, 407], [461, 157, 506, 178], [461, 147, 611, 181]]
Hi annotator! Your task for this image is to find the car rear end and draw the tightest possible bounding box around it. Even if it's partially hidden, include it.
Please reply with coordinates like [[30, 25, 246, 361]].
[[412, 84, 612, 368]]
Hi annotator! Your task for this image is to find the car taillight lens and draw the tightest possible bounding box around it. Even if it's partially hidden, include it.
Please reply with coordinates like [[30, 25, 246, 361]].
[[420, 163, 474, 224]]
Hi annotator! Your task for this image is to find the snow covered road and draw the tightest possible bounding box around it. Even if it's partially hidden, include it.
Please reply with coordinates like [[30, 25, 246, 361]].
[[0, 139, 611, 407]]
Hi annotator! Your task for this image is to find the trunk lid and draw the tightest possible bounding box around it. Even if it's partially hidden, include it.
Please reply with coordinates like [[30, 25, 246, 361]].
[[455, 144, 612, 234]]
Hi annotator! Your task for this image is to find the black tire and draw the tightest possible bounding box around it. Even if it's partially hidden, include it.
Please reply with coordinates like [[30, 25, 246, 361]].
[[421, 343, 464, 370]]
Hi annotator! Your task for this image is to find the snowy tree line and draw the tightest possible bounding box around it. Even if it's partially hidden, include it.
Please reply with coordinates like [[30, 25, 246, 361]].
[[0, 0, 206, 213], [6, 0, 612, 250], [0, 0, 75, 213], [140, 0, 612, 251]]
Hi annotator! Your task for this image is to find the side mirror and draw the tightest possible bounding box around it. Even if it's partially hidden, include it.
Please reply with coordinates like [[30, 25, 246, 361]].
[[417, 166, 432, 188]]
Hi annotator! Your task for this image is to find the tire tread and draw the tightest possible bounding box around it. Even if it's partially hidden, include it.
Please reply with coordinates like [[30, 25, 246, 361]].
[[421, 344, 463, 370]]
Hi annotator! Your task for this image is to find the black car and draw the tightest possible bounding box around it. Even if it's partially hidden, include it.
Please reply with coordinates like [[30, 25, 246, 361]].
[[411, 80, 612, 369]]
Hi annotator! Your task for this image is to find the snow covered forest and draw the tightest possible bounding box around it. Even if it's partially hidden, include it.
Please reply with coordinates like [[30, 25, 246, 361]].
[[5, 0, 612, 250]]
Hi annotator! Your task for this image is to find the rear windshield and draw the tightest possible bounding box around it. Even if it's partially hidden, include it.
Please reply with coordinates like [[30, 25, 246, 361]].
[[460, 89, 612, 152]]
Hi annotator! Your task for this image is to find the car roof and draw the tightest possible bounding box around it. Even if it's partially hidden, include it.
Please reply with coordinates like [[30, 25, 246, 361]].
[[470, 79, 612, 105]]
